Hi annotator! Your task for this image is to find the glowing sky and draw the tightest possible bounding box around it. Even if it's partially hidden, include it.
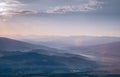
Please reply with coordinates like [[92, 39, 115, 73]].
[[0, 0, 120, 37]]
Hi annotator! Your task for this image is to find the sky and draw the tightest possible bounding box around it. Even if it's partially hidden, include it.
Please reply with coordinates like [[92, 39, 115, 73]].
[[0, 0, 120, 37]]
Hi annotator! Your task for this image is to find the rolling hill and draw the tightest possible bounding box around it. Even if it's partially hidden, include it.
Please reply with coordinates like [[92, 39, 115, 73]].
[[67, 42, 120, 74], [21, 36, 120, 49], [0, 37, 98, 76], [0, 51, 97, 75], [67, 42, 120, 57], [0, 37, 59, 52]]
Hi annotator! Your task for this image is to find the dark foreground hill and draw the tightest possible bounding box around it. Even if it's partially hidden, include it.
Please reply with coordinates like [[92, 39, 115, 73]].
[[0, 50, 97, 76]]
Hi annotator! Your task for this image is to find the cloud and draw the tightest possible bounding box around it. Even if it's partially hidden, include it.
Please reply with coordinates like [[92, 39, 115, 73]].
[[0, 9, 38, 21], [0, 0, 104, 19], [2, 10, 38, 15], [0, 0, 23, 16], [44, 0, 104, 14]]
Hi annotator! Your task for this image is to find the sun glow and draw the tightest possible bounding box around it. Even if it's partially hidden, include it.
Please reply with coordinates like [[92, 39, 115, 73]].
[[0, 0, 22, 17], [0, 2, 9, 15], [0, 2, 7, 7]]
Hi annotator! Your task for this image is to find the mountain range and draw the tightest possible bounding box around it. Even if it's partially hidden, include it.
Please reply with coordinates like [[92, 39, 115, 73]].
[[0, 37, 98, 76], [66, 41, 120, 74], [20, 36, 120, 49], [0, 36, 120, 76]]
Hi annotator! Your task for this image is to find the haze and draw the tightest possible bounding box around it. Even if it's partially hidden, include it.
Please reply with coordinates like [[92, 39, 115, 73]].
[[0, 0, 120, 37]]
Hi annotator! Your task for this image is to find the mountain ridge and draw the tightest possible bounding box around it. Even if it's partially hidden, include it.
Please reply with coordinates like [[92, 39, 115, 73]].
[[0, 37, 97, 75], [0, 37, 59, 52]]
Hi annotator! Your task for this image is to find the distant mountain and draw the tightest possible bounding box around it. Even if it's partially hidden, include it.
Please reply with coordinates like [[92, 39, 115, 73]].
[[87, 42, 120, 57], [67, 42, 120, 74], [0, 37, 57, 51], [68, 42, 120, 57], [0, 37, 65, 58], [88, 42, 120, 74], [21, 36, 120, 49]]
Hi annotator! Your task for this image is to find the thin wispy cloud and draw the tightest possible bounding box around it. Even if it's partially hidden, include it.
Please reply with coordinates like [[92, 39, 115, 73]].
[[0, 0, 104, 20], [44, 0, 104, 14]]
